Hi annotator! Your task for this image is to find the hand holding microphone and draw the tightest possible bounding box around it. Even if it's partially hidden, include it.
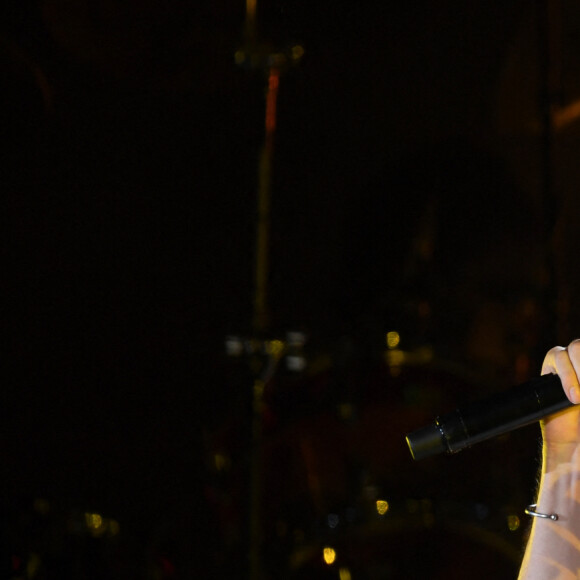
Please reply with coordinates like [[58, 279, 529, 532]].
[[516, 342, 580, 579], [538, 340, 580, 470], [406, 340, 580, 461], [404, 340, 580, 579]]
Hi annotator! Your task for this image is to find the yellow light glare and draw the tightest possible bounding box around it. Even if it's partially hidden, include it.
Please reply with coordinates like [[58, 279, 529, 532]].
[[267, 339, 285, 356], [86, 513, 103, 529], [234, 50, 246, 65], [339, 568, 352, 580], [507, 514, 521, 531], [85, 512, 107, 537], [214, 453, 231, 472], [246, 0, 257, 22], [385, 349, 405, 367], [386, 331, 400, 349], [323, 546, 336, 565], [376, 500, 389, 515], [291, 45, 305, 60]]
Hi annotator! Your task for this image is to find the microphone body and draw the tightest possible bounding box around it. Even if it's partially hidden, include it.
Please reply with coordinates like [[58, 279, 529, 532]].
[[406, 374, 572, 460]]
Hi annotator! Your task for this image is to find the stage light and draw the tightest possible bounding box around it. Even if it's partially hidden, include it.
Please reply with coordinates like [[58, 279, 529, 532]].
[[386, 331, 400, 349], [266, 339, 284, 356], [85, 512, 107, 537], [507, 514, 520, 531], [376, 499, 389, 515], [323, 547, 336, 565], [86, 512, 103, 529]]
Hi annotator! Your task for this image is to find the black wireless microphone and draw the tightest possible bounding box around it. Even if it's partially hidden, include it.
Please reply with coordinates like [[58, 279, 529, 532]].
[[406, 374, 573, 460]]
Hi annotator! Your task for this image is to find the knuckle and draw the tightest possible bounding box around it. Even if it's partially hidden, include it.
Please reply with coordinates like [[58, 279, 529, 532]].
[[548, 345, 567, 358], [568, 339, 580, 356]]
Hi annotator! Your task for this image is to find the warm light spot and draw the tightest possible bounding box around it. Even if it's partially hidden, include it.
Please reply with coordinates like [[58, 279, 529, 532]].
[[291, 45, 305, 60], [553, 98, 580, 130], [386, 331, 400, 349], [86, 513, 103, 530], [264, 67, 280, 135], [507, 514, 521, 531], [268, 70, 280, 91], [376, 500, 389, 515], [246, 0, 257, 21], [214, 453, 230, 472], [267, 339, 285, 356], [323, 547, 336, 565], [85, 512, 107, 537], [339, 568, 352, 580], [234, 50, 246, 66], [385, 349, 405, 367]]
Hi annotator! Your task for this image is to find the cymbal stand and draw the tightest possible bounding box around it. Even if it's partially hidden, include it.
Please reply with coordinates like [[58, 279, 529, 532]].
[[229, 4, 304, 578]]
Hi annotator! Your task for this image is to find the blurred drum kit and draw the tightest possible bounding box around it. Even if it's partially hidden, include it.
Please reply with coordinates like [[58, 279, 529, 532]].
[[210, 331, 538, 579], [204, 3, 541, 579]]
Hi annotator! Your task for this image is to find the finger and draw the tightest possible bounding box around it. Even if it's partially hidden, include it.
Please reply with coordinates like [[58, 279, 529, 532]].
[[541, 346, 567, 376], [567, 340, 580, 401], [543, 343, 580, 404]]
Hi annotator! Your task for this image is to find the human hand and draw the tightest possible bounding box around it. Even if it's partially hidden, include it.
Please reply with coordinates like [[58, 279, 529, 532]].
[[541, 340, 580, 463]]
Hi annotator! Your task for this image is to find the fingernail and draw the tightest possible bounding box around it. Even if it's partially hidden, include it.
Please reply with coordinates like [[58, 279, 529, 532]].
[[570, 386, 580, 404]]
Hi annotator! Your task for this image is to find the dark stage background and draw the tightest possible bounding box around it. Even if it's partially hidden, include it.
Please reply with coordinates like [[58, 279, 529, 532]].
[[4, 1, 580, 578]]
